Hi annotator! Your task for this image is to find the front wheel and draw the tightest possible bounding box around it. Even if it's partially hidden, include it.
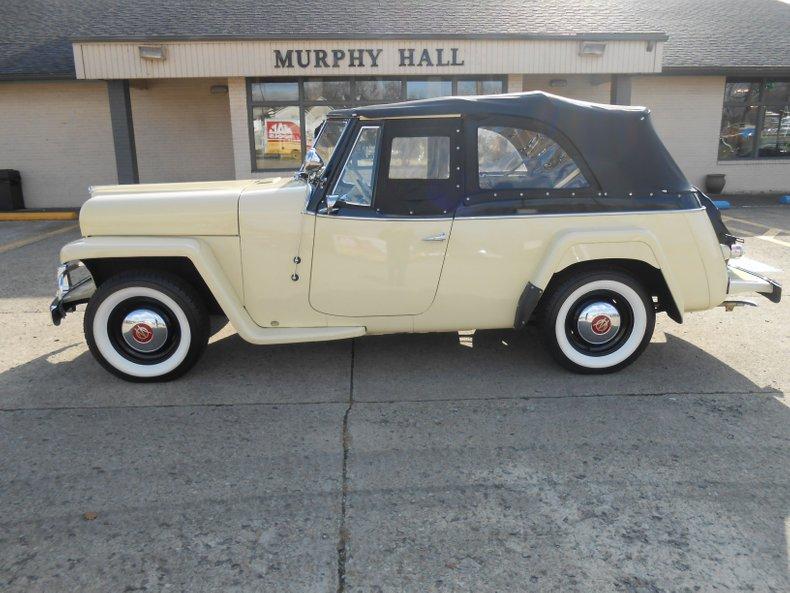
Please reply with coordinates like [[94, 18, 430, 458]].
[[540, 270, 655, 373], [84, 271, 210, 382]]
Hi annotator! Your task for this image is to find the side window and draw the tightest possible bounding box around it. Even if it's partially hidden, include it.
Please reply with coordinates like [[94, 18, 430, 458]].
[[331, 126, 380, 206], [388, 136, 450, 179], [477, 126, 588, 190]]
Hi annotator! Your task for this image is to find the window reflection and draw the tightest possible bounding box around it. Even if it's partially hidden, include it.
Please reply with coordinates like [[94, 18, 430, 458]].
[[478, 126, 588, 190], [251, 82, 299, 102], [457, 79, 504, 96], [406, 80, 452, 100], [718, 105, 758, 159], [252, 105, 302, 170], [758, 106, 790, 158], [389, 136, 450, 179], [355, 79, 402, 102], [332, 127, 381, 206], [719, 79, 790, 160], [304, 80, 352, 102], [248, 77, 506, 171]]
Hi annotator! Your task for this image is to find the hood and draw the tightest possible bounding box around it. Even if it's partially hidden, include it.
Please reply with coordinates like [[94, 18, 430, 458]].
[[79, 178, 298, 237]]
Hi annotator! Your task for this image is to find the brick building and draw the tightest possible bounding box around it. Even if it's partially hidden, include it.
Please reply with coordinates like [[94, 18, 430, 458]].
[[0, 0, 788, 208]]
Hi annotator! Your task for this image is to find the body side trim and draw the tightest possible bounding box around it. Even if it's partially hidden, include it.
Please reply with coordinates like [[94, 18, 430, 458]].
[[457, 206, 704, 221]]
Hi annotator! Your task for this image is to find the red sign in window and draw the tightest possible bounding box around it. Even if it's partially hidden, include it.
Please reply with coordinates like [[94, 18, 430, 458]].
[[266, 120, 302, 142]]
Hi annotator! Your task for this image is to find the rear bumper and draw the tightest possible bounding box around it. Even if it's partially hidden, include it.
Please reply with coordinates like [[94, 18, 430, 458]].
[[50, 261, 96, 325], [727, 262, 782, 303]]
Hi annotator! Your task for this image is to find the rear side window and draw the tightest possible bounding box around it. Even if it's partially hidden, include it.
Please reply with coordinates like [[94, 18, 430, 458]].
[[389, 136, 450, 179], [478, 126, 588, 190]]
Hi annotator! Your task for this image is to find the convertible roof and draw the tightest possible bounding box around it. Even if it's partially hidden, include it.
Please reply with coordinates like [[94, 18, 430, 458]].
[[330, 92, 693, 196]]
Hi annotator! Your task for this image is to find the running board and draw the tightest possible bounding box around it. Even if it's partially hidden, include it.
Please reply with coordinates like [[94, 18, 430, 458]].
[[243, 325, 366, 345]]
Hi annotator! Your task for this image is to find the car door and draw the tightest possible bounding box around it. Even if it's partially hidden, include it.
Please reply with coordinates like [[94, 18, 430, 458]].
[[309, 117, 464, 317]]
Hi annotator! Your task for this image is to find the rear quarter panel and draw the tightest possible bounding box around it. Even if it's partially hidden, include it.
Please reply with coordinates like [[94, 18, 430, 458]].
[[413, 208, 717, 332]]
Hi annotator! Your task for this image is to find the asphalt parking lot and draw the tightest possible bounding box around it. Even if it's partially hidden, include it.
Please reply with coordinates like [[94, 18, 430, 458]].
[[1, 208, 788, 592]]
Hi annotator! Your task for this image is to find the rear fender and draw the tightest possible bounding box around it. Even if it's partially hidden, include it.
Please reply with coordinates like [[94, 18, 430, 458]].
[[521, 228, 685, 324]]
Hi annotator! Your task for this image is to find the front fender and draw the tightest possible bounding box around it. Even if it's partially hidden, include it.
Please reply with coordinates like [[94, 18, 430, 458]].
[[60, 237, 365, 345]]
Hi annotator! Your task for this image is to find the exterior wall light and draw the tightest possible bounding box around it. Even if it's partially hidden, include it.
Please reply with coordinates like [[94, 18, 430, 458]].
[[210, 85, 229, 94], [579, 42, 606, 56], [138, 45, 166, 61], [549, 79, 568, 88]]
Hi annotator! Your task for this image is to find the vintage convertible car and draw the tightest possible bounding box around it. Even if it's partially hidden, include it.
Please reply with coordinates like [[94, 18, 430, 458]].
[[51, 92, 781, 381]]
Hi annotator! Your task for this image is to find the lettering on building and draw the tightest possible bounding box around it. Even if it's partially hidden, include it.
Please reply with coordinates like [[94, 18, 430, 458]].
[[273, 48, 464, 69]]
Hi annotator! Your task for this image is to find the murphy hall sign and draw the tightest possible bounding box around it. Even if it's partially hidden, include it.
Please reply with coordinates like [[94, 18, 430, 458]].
[[71, 38, 666, 79], [273, 47, 465, 69]]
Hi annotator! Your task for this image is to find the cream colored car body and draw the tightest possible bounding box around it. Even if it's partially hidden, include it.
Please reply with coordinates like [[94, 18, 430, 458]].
[[61, 176, 731, 344]]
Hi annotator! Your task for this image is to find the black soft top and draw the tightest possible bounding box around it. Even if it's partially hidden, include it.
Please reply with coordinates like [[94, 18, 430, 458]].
[[330, 92, 693, 196]]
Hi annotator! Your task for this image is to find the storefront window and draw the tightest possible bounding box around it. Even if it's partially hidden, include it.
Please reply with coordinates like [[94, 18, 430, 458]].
[[248, 76, 506, 171], [251, 81, 299, 102], [355, 79, 402, 103], [457, 79, 504, 96], [719, 78, 790, 160], [303, 80, 352, 102], [252, 105, 302, 170], [406, 80, 452, 100]]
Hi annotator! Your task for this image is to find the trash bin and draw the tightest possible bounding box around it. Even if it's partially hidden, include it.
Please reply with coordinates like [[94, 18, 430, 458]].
[[0, 170, 24, 211]]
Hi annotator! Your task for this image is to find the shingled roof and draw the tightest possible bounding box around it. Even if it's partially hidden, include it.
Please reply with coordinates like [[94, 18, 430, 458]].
[[1, 0, 789, 79]]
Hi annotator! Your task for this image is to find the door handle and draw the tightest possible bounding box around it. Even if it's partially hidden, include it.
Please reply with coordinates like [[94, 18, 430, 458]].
[[422, 232, 447, 242]]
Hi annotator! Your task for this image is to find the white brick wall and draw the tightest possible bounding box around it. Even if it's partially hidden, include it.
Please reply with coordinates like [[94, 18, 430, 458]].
[[633, 76, 790, 193], [131, 78, 234, 183], [0, 80, 117, 208]]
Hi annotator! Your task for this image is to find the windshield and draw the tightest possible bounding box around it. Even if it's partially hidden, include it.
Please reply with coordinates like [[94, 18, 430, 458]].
[[312, 119, 349, 164]]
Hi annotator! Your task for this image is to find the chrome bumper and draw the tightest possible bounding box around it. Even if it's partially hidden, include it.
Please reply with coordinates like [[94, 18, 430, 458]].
[[50, 261, 96, 325], [726, 262, 782, 304]]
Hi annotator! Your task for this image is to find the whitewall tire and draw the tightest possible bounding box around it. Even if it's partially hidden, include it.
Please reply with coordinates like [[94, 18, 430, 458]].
[[84, 272, 210, 382], [541, 270, 655, 373]]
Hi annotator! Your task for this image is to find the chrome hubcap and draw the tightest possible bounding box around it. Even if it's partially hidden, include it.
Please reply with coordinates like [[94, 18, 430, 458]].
[[576, 301, 621, 345], [121, 309, 169, 353]]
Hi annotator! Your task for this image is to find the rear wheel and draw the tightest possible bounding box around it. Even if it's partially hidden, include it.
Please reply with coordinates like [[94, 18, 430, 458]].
[[540, 270, 655, 373], [84, 272, 210, 382]]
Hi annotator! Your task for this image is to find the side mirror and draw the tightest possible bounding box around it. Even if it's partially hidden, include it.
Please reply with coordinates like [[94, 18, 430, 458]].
[[301, 148, 324, 174]]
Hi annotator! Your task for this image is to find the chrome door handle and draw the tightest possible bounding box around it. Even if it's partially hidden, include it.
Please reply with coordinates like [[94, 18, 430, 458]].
[[422, 232, 447, 242]]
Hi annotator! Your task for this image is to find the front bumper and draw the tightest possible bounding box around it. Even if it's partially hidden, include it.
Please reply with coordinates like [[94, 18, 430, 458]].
[[50, 261, 96, 325], [726, 261, 782, 304]]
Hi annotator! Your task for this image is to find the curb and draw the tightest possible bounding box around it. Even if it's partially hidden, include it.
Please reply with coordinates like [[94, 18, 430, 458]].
[[0, 210, 78, 221]]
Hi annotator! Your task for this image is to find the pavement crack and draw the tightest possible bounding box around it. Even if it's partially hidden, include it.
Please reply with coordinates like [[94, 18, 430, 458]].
[[0, 389, 780, 414], [336, 338, 355, 593]]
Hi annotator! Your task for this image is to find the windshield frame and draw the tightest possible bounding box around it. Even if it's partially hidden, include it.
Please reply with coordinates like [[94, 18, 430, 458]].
[[299, 117, 350, 183], [312, 118, 349, 164], [306, 116, 360, 211]]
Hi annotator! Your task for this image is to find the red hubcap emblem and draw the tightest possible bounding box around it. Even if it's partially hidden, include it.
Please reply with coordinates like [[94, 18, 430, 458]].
[[590, 315, 612, 335], [130, 323, 154, 344]]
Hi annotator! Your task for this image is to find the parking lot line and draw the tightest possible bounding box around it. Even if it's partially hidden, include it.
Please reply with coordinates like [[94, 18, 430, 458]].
[[0, 224, 77, 255], [722, 214, 790, 236], [757, 234, 790, 248]]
